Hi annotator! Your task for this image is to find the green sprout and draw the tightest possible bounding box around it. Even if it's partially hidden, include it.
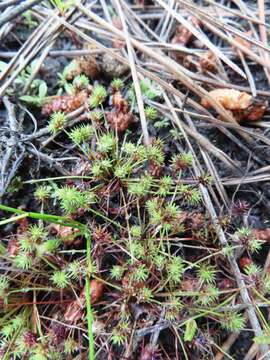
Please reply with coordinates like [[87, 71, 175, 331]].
[[48, 112, 66, 133], [51, 270, 69, 288], [111, 78, 124, 91], [69, 124, 94, 145], [145, 106, 158, 120], [89, 85, 107, 108]]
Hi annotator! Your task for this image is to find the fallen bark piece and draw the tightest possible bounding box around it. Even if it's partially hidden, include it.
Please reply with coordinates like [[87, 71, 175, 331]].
[[201, 89, 252, 110]]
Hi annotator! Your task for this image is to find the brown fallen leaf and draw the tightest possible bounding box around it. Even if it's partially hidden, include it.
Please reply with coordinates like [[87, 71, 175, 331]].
[[48, 224, 82, 246], [7, 237, 19, 257], [64, 298, 84, 323], [201, 89, 252, 110]]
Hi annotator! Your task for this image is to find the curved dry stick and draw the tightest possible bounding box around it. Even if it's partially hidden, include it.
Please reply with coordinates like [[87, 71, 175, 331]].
[[0, 0, 42, 27]]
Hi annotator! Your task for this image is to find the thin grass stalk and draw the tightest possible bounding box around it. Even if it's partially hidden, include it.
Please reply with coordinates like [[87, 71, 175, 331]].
[[85, 230, 95, 360]]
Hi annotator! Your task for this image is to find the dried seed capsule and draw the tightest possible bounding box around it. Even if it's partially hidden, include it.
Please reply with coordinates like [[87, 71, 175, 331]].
[[252, 228, 270, 241], [42, 90, 89, 116], [90, 280, 104, 304], [239, 257, 253, 270], [171, 16, 201, 46], [107, 110, 134, 132]]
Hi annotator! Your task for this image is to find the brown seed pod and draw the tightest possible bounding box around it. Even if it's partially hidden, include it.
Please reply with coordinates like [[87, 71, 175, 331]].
[[106, 109, 134, 132], [171, 16, 201, 47], [199, 51, 217, 73], [76, 55, 100, 79], [64, 281, 104, 323], [139, 345, 159, 360], [239, 256, 253, 270], [252, 228, 270, 241], [148, 160, 164, 178], [41, 90, 89, 116], [201, 89, 252, 110], [49, 224, 81, 246], [111, 91, 129, 112], [90, 280, 104, 304], [101, 52, 129, 77], [65, 42, 100, 80]]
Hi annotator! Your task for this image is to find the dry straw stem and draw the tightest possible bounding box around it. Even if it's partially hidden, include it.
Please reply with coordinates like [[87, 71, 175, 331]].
[[0, 4, 82, 95], [114, 0, 150, 145], [214, 333, 240, 360], [159, 93, 239, 170], [163, 92, 230, 210], [258, 0, 270, 84], [75, 1, 255, 144], [160, 96, 270, 358], [204, 0, 270, 27], [181, 0, 270, 53], [0, 17, 53, 84], [0, 0, 42, 27], [49, 10, 261, 168], [156, 0, 246, 78]]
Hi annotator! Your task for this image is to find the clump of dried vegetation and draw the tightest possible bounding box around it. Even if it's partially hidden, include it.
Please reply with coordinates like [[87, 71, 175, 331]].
[[0, 0, 270, 359]]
